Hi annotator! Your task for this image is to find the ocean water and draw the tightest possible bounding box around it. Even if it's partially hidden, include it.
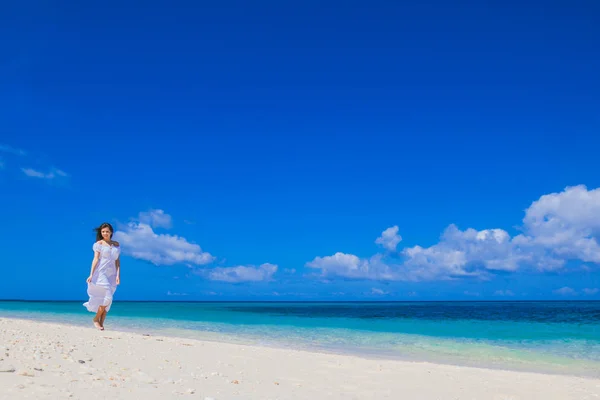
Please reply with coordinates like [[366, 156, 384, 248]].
[[1, 301, 600, 377]]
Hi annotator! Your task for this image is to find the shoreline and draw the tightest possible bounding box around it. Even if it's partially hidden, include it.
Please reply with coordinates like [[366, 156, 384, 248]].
[[3, 315, 600, 380], [1, 317, 600, 399]]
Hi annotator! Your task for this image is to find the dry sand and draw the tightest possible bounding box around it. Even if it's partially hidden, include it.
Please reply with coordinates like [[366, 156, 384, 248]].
[[1, 317, 599, 399]]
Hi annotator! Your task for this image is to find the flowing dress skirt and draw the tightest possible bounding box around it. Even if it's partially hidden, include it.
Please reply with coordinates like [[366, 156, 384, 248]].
[[83, 283, 116, 312]]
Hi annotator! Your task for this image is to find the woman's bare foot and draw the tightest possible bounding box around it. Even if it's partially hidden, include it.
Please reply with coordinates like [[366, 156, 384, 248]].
[[93, 319, 102, 330]]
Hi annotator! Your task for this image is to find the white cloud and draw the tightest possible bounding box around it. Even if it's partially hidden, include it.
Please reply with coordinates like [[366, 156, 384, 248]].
[[463, 291, 480, 297], [204, 263, 278, 283], [553, 286, 576, 296], [22, 168, 50, 178], [369, 288, 389, 295], [400, 225, 519, 280], [375, 225, 402, 251], [113, 211, 214, 266], [583, 288, 599, 295], [113, 210, 279, 285], [21, 167, 68, 180], [166, 291, 188, 296], [403, 225, 558, 277], [139, 209, 173, 229], [1, 145, 67, 181], [521, 185, 600, 263], [0, 144, 26, 156], [306, 228, 509, 281], [306, 185, 600, 282], [494, 290, 514, 296], [306, 252, 397, 280]]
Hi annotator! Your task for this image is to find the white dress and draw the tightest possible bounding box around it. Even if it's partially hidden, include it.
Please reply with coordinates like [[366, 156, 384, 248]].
[[83, 242, 120, 313]]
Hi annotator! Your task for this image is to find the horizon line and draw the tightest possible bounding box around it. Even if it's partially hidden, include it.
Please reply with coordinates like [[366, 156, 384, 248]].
[[1, 299, 598, 303]]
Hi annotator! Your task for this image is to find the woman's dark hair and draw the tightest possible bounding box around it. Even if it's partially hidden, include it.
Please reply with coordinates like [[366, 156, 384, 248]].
[[94, 222, 114, 242]]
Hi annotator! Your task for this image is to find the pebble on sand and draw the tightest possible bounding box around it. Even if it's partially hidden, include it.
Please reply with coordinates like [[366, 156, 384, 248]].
[[0, 365, 16, 373]]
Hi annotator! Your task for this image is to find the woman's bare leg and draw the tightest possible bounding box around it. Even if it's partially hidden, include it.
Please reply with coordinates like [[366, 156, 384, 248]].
[[94, 306, 106, 330], [100, 308, 107, 327], [93, 307, 103, 330]]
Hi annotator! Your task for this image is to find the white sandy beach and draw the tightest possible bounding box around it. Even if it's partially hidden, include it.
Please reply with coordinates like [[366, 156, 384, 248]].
[[0, 317, 599, 400]]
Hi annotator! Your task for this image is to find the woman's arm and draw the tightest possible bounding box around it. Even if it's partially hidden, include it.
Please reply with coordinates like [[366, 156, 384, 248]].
[[113, 241, 121, 284], [115, 257, 121, 285], [87, 246, 101, 282]]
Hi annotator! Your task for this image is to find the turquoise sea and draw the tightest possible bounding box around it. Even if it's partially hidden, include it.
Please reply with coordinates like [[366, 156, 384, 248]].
[[2, 301, 599, 377]]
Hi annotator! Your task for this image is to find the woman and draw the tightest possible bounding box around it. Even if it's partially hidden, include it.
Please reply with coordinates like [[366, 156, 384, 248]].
[[83, 222, 121, 330]]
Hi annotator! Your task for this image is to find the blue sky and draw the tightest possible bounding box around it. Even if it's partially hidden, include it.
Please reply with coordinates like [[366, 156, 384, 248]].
[[1, 0, 599, 301]]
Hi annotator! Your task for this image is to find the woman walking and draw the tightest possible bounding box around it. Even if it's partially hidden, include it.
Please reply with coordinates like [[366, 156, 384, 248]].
[[83, 222, 121, 330]]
